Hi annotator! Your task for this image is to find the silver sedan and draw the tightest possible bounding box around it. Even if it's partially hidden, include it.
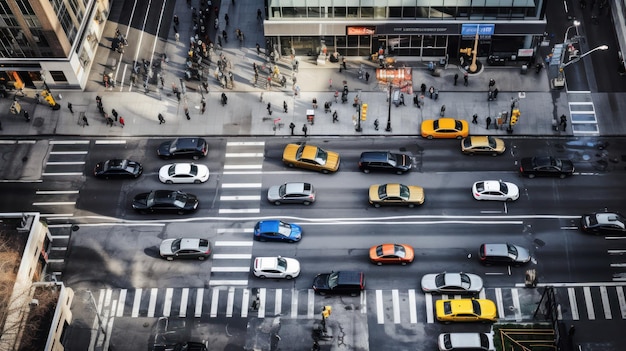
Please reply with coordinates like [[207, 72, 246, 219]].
[[421, 272, 483, 294]]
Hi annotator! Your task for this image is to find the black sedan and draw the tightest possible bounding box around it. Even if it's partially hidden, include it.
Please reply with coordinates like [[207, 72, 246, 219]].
[[157, 137, 208, 160], [132, 190, 199, 214], [519, 156, 574, 178], [93, 159, 143, 179], [580, 211, 626, 235]]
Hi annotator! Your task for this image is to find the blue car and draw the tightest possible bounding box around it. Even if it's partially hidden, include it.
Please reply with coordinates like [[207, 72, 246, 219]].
[[254, 220, 302, 243]]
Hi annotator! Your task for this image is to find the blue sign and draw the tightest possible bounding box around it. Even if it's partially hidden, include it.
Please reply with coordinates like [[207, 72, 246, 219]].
[[461, 24, 495, 36]]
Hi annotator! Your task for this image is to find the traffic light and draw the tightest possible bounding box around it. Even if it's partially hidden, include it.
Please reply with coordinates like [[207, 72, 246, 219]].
[[321, 306, 332, 319], [511, 109, 520, 125], [361, 103, 367, 121]]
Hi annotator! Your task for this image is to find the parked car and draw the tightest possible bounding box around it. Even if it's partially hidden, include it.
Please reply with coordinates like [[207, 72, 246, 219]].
[[369, 183, 425, 208], [149, 317, 189, 351], [253, 256, 301, 279], [93, 159, 143, 179], [159, 163, 210, 184], [312, 271, 365, 296], [472, 180, 519, 201], [478, 243, 531, 266], [435, 298, 497, 323], [159, 238, 211, 260], [254, 220, 302, 243], [519, 156, 574, 178], [421, 118, 469, 139], [461, 136, 505, 156], [267, 182, 316, 205], [421, 272, 484, 294], [358, 151, 412, 174], [282, 143, 340, 173], [157, 137, 208, 160], [369, 243, 414, 265], [580, 211, 626, 235], [132, 190, 199, 214], [438, 332, 495, 351]]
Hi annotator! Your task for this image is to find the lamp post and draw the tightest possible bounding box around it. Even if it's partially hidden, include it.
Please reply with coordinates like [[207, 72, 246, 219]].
[[563, 20, 580, 43], [385, 82, 392, 132], [553, 44, 608, 87]]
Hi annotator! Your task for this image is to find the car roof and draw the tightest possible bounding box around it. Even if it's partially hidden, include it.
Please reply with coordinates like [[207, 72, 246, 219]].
[[174, 137, 204, 147], [595, 212, 626, 227], [482, 181, 502, 191], [179, 238, 202, 250], [437, 118, 458, 128], [360, 151, 392, 161], [256, 257, 280, 270], [301, 145, 319, 159], [468, 136, 491, 146], [482, 243, 509, 256], [284, 182, 309, 193], [258, 220, 281, 232]]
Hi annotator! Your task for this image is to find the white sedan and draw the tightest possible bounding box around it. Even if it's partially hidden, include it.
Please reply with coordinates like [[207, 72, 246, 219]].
[[472, 180, 519, 201], [159, 163, 209, 184], [253, 256, 300, 279]]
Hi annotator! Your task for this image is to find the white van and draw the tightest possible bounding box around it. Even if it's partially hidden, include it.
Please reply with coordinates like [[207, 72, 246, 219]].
[[438, 332, 495, 351]]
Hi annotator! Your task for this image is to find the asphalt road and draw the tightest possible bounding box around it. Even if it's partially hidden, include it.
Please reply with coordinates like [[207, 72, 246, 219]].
[[2, 135, 626, 350]]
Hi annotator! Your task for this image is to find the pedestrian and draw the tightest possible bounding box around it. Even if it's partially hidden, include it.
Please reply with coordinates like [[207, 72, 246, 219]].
[[256, 43, 261, 55], [267, 76, 272, 90], [302, 124, 308, 137], [332, 110, 338, 123], [283, 101, 288, 113], [428, 86, 435, 99], [464, 72, 469, 86], [493, 88, 499, 99], [560, 114, 567, 131], [158, 113, 165, 124], [374, 119, 379, 131], [342, 57, 347, 70], [224, 13, 229, 26], [489, 78, 496, 88], [486, 116, 492, 129], [312, 97, 318, 109], [23, 110, 30, 122], [201, 100, 206, 114], [568, 325, 576, 337], [472, 113, 478, 124], [267, 102, 272, 115], [175, 32, 180, 42], [400, 94, 405, 106], [329, 79, 333, 89], [440, 105, 446, 117], [119, 116, 125, 127], [454, 73, 458, 85], [82, 115, 89, 127], [289, 122, 295, 135], [421, 83, 427, 95], [112, 109, 118, 121], [67, 102, 74, 113], [106, 117, 114, 127], [434, 88, 439, 100]]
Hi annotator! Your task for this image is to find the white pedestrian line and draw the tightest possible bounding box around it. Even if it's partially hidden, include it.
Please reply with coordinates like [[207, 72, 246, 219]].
[[103, 299, 117, 351], [163, 288, 173, 317], [32, 202, 76, 206], [225, 153, 264, 157], [212, 254, 253, 259], [511, 288, 522, 321], [425, 293, 434, 323], [195, 288, 204, 318], [35, 190, 80, 194], [210, 267, 250, 272], [220, 195, 261, 201], [179, 288, 189, 317], [608, 250, 626, 254], [147, 288, 158, 318], [583, 286, 595, 320], [610, 263, 626, 267], [208, 280, 249, 286], [616, 287, 626, 319], [210, 289, 220, 318], [221, 182, 262, 187], [408, 289, 417, 324], [219, 208, 260, 214], [392, 289, 400, 324], [226, 287, 235, 318], [557, 304, 563, 320], [217, 228, 254, 234], [132, 288, 142, 318], [214, 241, 253, 246], [479, 289, 486, 299], [258, 288, 266, 318], [95, 140, 127, 144], [49, 151, 89, 154], [495, 288, 505, 319], [42, 172, 83, 176], [291, 289, 298, 318], [241, 289, 250, 318], [223, 165, 263, 170], [226, 141, 265, 146], [307, 290, 315, 319], [17, 140, 36, 144], [376, 290, 384, 324], [568, 287, 579, 320], [361, 290, 367, 314], [46, 161, 86, 165], [599, 286, 612, 319], [116, 289, 127, 317], [275, 289, 282, 316], [223, 171, 264, 175], [50, 140, 90, 144]]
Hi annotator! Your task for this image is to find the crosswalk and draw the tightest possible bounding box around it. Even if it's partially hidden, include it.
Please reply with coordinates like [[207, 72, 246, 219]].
[[568, 92, 599, 135], [219, 140, 265, 214], [91, 284, 626, 324]]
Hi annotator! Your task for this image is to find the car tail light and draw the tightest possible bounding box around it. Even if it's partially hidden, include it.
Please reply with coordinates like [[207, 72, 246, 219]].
[[309, 195, 314, 199]]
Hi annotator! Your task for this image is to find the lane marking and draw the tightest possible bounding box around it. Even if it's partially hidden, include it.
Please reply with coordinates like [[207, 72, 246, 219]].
[[361, 290, 367, 314], [223, 165, 263, 170], [425, 293, 434, 323], [225, 153, 264, 157], [307, 290, 315, 319], [227, 141, 265, 146], [132, 288, 142, 318], [224, 171, 264, 175], [568, 287, 579, 320], [376, 290, 384, 324], [222, 182, 262, 187], [95, 140, 127, 144], [583, 286, 595, 320], [226, 287, 235, 318], [147, 288, 158, 318], [195, 288, 204, 318], [291, 289, 298, 318], [217, 228, 254, 234], [179, 288, 189, 318], [208, 280, 248, 285], [408, 289, 417, 324], [214, 241, 253, 246], [495, 288, 505, 319], [241, 289, 249, 318], [49, 151, 89, 154], [210, 289, 219, 318], [600, 286, 612, 319], [515, 281, 626, 288], [46, 161, 86, 165], [218, 208, 260, 214], [116, 289, 127, 317], [220, 195, 261, 201], [36, 190, 79, 194], [511, 288, 521, 321], [557, 304, 563, 320], [392, 289, 400, 324], [210, 266, 250, 272], [616, 287, 626, 319], [163, 288, 173, 317], [50, 140, 90, 144], [275, 289, 282, 316], [42, 172, 83, 176], [258, 288, 266, 318], [212, 254, 253, 259], [32, 202, 76, 206], [479, 289, 486, 299]]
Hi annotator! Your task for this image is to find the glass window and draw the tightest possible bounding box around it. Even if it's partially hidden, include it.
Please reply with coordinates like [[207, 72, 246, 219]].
[[282, 7, 297, 17], [403, 6, 416, 18], [389, 6, 401, 18], [359, 35, 370, 46], [361, 7, 374, 18], [347, 6, 358, 17], [308, 6, 321, 17], [373, 6, 386, 18]]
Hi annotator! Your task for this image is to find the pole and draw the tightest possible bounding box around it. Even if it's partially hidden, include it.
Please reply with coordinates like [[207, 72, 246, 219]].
[[385, 82, 392, 132], [355, 102, 362, 132], [507, 98, 517, 133]]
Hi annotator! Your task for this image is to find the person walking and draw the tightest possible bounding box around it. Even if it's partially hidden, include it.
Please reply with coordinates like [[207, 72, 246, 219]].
[[365, 71, 370, 82], [67, 102, 74, 113], [342, 58, 347, 70], [283, 101, 288, 113], [112, 109, 118, 121], [440, 105, 446, 117], [119, 116, 125, 127], [454, 73, 458, 86], [486, 116, 492, 129], [158, 113, 165, 124], [224, 13, 229, 26], [332, 110, 338, 123], [82, 115, 89, 127], [374, 119, 379, 131], [256, 43, 261, 55], [24, 110, 30, 122], [106, 116, 114, 127], [184, 107, 190, 120], [267, 102, 272, 115], [472, 113, 478, 124], [464, 72, 469, 86], [302, 124, 308, 137], [421, 83, 427, 95], [560, 114, 567, 131], [312, 97, 318, 109], [289, 122, 295, 135]]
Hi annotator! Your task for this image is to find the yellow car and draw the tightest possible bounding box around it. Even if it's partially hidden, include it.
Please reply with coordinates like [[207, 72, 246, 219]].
[[461, 136, 505, 156], [369, 183, 424, 208], [421, 118, 469, 139], [435, 298, 497, 323], [282, 143, 340, 173]]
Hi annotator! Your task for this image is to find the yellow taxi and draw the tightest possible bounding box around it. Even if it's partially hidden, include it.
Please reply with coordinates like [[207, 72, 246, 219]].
[[461, 136, 506, 156], [421, 118, 469, 139], [368, 183, 425, 208], [282, 143, 340, 173], [435, 298, 497, 323]]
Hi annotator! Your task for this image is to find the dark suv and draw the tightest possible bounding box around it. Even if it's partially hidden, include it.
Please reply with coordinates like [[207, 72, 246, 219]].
[[358, 151, 412, 174], [478, 243, 531, 266], [312, 271, 365, 296], [157, 138, 208, 160]]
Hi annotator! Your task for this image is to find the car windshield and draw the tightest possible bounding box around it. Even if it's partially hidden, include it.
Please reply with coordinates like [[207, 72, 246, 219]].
[[433, 120, 440, 129], [487, 136, 497, 148], [105, 159, 125, 170], [499, 182, 508, 193], [460, 273, 471, 285], [435, 274, 446, 287], [169, 139, 179, 152], [276, 257, 287, 271], [454, 120, 462, 130], [327, 272, 339, 289], [171, 239, 182, 252], [278, 184, 287, 197], [277, 221, 292, 236], [387, 153, 397, 166], [314, 148, 328, 165], [472, 299, 482, 314], [393, 245, 406, 258], [462, 138, 472, 148], [507, 244, 518, 258], [399, 184, 410, 199]]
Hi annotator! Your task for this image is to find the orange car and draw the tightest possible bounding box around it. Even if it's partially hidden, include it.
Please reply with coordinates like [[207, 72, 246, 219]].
[[421, 118, 469, 139], [369, 243, 415, 265]]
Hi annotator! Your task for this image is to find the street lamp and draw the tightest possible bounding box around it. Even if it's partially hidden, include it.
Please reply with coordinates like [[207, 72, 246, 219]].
[[553, 44, 608, 87], [385, 82, 392, 132], [563, 20, 580, 43]]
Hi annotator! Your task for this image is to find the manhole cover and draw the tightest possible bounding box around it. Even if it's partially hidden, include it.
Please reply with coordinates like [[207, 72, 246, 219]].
[[33, 117, 44, 127]]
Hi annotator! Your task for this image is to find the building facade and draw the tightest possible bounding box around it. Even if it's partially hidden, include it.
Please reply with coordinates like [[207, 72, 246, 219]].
[[0, 0, 110, 91], [263, 0, 547, 64]]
